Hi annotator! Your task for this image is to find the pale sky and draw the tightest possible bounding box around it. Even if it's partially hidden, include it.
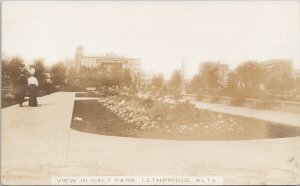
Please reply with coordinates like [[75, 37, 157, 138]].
[[2, 1, 300, 79]]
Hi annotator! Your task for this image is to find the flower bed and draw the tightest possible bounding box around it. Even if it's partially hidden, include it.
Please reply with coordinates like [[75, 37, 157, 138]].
[[71, 94, 300, 140], [98, 95, 244, 136]]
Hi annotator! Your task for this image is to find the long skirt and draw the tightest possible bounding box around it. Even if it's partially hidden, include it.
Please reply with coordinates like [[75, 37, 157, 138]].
[[29, 84, 38, 107]]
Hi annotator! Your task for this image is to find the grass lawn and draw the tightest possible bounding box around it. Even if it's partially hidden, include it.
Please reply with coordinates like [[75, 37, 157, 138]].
[[71, 100, 137, 137], [75, 92, 98, 98], [71, 99, 300, 141]]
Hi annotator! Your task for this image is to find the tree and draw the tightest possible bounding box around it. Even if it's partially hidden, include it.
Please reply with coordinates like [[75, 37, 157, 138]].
[[227, 72, 238, 91], [31, 59, 46, 79], [169, 70, 182, 98], [169, 70, 182, 90], [50, 62, 66, 86], [151, 74, 164, 91], [190, 74, 204, 92], [7, 57, 25, 92], [208, 67, 220, 88], [109, 65, 122, 87], [121, 69, 133, 87], [30, 59, 48, 91], [266, 71, 294, 92], [66, 67, 77, 84], [2, 58, 10, 88], [281, 71, 294, 91], [236, 61, 264, 91], [199, 63, 221, 89]]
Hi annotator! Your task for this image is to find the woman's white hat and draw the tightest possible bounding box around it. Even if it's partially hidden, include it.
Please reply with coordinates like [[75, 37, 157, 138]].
[[30, 68, 35, 75]]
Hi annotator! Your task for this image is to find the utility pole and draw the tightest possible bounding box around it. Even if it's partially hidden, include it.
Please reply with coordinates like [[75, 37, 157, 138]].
[[181, 57, 187, 95]]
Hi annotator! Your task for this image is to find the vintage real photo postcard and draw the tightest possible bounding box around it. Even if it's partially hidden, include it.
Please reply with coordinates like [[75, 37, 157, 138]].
[[1, 0, 300, 185]]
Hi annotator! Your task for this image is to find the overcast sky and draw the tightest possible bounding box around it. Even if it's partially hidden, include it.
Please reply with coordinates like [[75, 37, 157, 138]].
[[2, 1, 300, 79]]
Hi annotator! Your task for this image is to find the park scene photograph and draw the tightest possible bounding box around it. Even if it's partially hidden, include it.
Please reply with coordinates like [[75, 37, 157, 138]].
[[1, 0, 300, 185]]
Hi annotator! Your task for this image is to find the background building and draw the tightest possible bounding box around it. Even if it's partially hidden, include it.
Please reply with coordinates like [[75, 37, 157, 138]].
[[140, 71, 155, 88], [64, 47, 141, 88], [259, 59, 293, 82], [64, 47, 141, 87], [293, 69, 300, 90], [68, 47, 141, 75]]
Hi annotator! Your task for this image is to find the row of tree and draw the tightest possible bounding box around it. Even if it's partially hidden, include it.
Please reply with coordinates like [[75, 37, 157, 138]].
[[73, 66, 134, 89], [3, 57, 296, 97], [2, 56, 67, 94], [189, 61, 295, 93], [149, 70, 183, 98], [2, 55, 145, 95], [148, 60, 296, 99]]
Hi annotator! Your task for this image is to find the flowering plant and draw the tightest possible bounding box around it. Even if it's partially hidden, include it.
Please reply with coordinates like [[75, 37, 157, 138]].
[[98, 94, 243, 135]]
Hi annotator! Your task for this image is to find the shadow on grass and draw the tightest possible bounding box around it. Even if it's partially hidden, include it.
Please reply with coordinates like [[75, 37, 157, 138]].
[[71, 100, 138, 138], [2, 93, 53, 109]]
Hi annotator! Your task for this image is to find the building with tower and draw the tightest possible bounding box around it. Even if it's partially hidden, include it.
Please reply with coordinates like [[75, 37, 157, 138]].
[[68, 47, 141, 75], [64, 47, 141, 88], [64, 47, 141, 86]]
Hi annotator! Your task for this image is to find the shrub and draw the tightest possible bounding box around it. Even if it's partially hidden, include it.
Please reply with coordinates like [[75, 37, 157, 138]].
[[254, 101, 273, 109], [138, 98, 155, 109], [211, 96, 220, 103], [196, 95, 204, 101], [147, 102, 167, 121], [230, 97, 245, 106]]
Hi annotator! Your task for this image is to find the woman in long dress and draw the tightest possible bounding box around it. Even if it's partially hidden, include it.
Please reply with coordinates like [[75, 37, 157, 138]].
[[28, 68, 39, 107]]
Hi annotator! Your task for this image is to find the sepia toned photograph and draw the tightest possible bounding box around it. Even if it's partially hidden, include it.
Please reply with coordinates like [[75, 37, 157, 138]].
[[1, 0, 300, 185]]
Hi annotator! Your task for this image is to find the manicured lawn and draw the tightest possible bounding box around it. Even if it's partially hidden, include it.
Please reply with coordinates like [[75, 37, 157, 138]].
[[75, 92, 99, 98], [71, 99, 300, 141], [71, 100, 137, 137]]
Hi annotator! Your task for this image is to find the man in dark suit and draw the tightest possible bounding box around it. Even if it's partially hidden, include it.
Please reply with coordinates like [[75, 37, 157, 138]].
[[15, 71, 27, 107]]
